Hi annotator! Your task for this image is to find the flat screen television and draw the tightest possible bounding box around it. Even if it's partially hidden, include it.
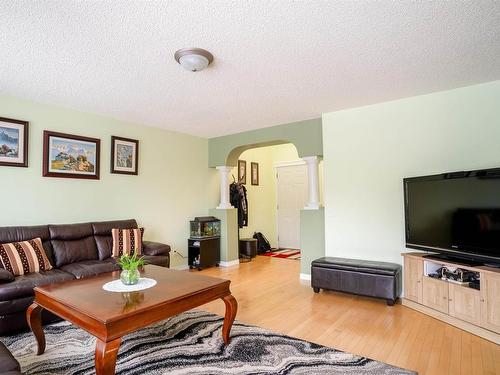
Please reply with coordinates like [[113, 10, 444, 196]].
[[404, 167, 500, 265]]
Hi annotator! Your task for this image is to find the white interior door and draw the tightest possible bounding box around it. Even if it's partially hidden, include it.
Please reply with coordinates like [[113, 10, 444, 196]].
[[276, 164, 308, 249]]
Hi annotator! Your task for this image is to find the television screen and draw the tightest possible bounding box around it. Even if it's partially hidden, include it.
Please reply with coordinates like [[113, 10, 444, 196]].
[[404, 168, 500, 262]]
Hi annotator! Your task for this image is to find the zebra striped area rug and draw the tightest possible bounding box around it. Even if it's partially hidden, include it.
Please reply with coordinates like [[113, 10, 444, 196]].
[[2, 310, 415, 374], [260, 248, 301, 260]]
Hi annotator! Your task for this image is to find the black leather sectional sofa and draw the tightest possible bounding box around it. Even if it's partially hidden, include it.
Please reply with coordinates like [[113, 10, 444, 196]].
[[0, 219, 170, 335]]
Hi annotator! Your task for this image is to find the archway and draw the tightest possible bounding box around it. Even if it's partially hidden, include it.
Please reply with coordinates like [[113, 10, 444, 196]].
[[208, 117, 323, 168], [230, 143, 300, 250], [207, 119, 325, 279]]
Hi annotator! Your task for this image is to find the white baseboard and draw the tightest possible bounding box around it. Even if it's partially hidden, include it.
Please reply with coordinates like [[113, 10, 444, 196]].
[[219, 259, 240, 267], [172, 264, 189, 271], [299, 273, 311, 281]]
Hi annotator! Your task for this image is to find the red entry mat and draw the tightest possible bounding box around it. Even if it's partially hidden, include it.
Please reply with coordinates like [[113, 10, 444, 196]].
[[260, 249, 301, 260]]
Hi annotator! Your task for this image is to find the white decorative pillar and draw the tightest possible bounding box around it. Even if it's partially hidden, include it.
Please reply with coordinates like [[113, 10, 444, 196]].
[[216, 166, 234, 209], [303, 156, 321, 210]]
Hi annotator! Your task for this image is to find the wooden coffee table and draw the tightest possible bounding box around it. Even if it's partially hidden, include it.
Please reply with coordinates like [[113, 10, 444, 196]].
[[26, 265, 237, 375]]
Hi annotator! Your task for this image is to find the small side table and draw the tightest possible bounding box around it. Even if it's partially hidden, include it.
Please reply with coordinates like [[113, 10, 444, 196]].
[[239, 238, 257, 259], [188, 237, 220, 270]]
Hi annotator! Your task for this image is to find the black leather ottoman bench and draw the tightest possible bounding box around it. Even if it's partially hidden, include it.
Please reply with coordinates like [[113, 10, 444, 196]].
[[311, 257, 402, 306]]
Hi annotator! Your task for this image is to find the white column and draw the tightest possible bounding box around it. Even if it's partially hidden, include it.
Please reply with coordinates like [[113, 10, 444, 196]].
[[216, 166, 234, 209], [302, 156, 321, 210]]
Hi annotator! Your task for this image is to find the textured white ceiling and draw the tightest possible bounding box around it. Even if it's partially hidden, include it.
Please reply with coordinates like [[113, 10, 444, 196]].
[[1, 1, 499, 137]]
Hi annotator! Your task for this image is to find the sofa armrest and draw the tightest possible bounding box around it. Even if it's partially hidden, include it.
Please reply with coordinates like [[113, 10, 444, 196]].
[[143, 241, 171, 256], [0, 268, 14, 284], [0, 341, 21, 374]]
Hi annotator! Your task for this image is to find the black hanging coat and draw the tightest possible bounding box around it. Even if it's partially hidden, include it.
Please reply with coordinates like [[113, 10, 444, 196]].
[[230, 182, 248, 228]]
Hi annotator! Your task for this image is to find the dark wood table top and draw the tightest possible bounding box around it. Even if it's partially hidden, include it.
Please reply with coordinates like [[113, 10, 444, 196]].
[[33, 265, 230, 324]]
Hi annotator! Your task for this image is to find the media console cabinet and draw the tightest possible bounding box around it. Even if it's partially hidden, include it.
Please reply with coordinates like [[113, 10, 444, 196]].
[[402, 252, 500, 344]]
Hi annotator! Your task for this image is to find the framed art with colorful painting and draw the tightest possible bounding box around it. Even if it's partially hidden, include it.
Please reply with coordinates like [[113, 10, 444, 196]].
[[43, 131, 100, 179], [111, 136, 139, 175], [0, 117, 29, 167]]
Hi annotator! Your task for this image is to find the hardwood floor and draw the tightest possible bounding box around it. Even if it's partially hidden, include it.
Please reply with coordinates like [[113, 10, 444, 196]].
[[195, 256, 500, 375]]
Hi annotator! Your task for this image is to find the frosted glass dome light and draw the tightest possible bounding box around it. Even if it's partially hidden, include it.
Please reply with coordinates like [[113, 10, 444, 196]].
[[174, 48, 214, 72]]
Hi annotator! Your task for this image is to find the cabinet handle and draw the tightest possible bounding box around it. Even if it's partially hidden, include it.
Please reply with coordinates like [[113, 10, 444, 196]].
[[443, 296, 447, 300], [449, 298, 452, 301], [417, 280, 421, 283], [480, 298, 485, 302]]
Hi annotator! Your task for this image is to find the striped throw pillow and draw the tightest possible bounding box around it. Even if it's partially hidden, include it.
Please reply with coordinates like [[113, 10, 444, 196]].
[[111, 228, 144, 257], [0, 238, 53, 276]]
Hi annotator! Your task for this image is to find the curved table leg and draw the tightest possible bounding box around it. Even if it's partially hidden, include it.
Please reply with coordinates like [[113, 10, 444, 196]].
[[221, 294, 238, 345], [95, 337, 121, 375], [26, 303, 45, 355]]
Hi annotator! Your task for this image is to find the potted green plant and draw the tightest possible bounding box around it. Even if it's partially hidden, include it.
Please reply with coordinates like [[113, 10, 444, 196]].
[[118, 252, 145, 285]]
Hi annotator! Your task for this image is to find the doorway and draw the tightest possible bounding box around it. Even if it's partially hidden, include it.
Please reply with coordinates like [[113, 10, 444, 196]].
[[276, 162, 308, 249], [230, 144, 301, 252]]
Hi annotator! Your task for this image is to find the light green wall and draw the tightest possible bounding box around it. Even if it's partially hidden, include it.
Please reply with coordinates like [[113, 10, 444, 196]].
[[300, 208, 325, 275], [322, 80, 500, 265], [209, 208, 238, 263], [0, 95, 219, 268], [208, 117, 323, 167]]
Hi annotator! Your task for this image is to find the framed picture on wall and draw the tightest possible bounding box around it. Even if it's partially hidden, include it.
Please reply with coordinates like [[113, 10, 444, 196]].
[[238, 159, 246, 184], [111, 136, 139, 175], [0, 117, 29, 168], [43, 131, 100, 179], [251, 162, 259, 185]]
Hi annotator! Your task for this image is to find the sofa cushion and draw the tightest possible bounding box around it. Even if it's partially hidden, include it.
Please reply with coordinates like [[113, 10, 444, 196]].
[[0, 269, 75, 302], [0, 225, 55, 267], [0, 295, 35, 315], [112, 227, 144, 257], [60, 259, 120, 279], [92, 219, 138, 260], [0, 238, 53, 276], [49, 223, 98, 267], [0, 341, 20, 374]]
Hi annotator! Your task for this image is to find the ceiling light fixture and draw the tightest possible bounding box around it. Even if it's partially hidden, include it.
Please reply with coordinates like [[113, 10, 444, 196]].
[[174, 48, 214, 72]]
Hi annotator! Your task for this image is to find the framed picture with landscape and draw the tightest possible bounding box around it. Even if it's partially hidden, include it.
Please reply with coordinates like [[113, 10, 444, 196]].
[[111, 136, 139, 175], [43, 131, 100, 179], [0, 117, 29, 167]]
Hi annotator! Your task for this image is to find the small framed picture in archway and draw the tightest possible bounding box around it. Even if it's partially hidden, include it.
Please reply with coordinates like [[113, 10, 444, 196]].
[[251, 162, 259, 185], [238, 159, 246, 184]]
